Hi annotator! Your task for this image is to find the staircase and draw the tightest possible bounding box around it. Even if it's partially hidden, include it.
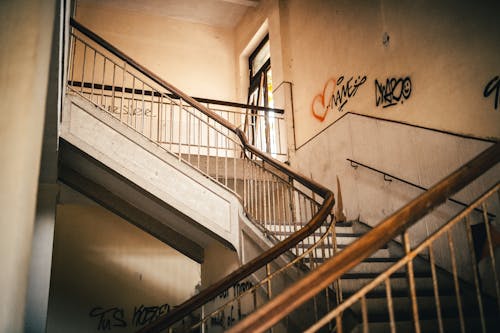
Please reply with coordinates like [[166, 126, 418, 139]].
[[64, 19, 500, 333]]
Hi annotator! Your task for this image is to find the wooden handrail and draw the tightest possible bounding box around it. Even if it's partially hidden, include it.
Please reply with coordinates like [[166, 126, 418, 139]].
[[228, 142, 500, 332], [69, 19, 335, 332]]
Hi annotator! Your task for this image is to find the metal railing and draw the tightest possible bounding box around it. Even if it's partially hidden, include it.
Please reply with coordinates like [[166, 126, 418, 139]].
[[229, 142, 500, 332], [67, 19, 335, 332], [347, 157, 496, 219], [67, 84, 286, 160]]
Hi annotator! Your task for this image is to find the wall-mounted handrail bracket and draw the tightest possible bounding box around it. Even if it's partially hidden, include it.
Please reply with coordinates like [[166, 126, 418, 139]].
[[383, 174, 393, 182], [349, 160, 359, 169]]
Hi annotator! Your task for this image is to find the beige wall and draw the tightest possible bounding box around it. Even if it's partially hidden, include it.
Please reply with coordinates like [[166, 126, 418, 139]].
[[47, 198, 200, 332], [236, 0, 500, 146], [283, 0, 500, 146], [75, 0, 237, 101], [0, 0, 56, 331], [232, 0, 500, 282]]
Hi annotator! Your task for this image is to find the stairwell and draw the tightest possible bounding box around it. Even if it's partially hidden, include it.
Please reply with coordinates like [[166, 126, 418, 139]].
[[61, 19, 500, 333]]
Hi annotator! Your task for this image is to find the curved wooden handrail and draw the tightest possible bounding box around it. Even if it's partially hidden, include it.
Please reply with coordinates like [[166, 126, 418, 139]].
[[69, 19, 335, 332], [228, 141, 500, 333]]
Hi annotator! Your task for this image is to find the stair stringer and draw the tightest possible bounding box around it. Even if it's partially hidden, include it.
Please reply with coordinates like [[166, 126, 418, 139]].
[[61, 94, 241, 251]]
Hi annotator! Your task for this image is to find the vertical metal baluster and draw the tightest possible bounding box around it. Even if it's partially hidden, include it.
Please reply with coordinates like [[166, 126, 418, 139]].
[[251, 162, 256, 222], [178, 99, 182, 159], [465, 215, 486, 332], [336, 313, 343, 333], [361, 296, 368, 333], [447, 230, 465, 333], [256, 163, 261, 223], [245, 160, 250, 214], [295, 192, 302, 256], [111, 63, 116, 117], [482, 202, 500, 313], [428, 244, 444, 333], [311, 199, 318, 259], [187, 110, 191, 165], [169, 98, 174, 151], [120, 65, 125, 122], [81, 44, 87, 94], [233, 140, 237, 193], [290, 181, 297, 232], [150, 87, 154, 140], [215, 128, 219, 182], [334, 224, 343, 303], [224, 132, 228, 187], [266, 165, 272, 229], [256, 163, 260, 221], [277, 114, 282, 156], [280, 181, 287, 236], [68, 34, 76, 89], [206, 116, 210, 175], [262, 163, 268, 230], [266, 264, 272, 300], [403, 231, 421, 333], [243, 157, 247, 210], [130, 76, 135, 129], [261, 164, 267, 226], [117, 63, 127, 122], [385, 278, 396, 333], [141, 82, 145, 134], [101, 57, 106, 107], [271, 176, 277, 237], [198, 115, 202, 170], [158, 94, 162, 142], [250, 162, 255, 217], [253, 289, 257, 313], [90, 49, 96, 102]]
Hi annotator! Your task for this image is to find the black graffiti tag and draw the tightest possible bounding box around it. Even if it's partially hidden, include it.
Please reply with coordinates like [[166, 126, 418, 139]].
[[133, 303, 170, 327], [89, 307, 127, 331], [331, 75, 367, 112], [484, 76, 500, 110], [375, 77, 412, 108]]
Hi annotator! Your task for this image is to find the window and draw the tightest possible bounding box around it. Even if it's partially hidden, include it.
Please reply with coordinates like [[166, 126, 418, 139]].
[[246, 35, 275, 154]]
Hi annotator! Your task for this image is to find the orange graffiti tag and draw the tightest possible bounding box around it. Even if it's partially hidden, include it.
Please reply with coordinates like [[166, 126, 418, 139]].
[[311, 78, 336, 122]]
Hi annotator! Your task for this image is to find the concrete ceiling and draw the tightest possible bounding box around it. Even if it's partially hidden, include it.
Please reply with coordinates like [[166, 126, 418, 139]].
[[78, 0, 260, 28]]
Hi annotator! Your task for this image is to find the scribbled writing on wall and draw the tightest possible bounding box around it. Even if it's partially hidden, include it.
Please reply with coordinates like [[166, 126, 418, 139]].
[[374, 77, 412, 108], [89, 303, 169, 331], [207, 281, 254, 329], [89, 307, 127, 331], [311, 75, 367, 122], [133, 303, 170, 327], [484, 76, 499, 110], [214, 281, 253, 300], [105, 105, 156, 117]]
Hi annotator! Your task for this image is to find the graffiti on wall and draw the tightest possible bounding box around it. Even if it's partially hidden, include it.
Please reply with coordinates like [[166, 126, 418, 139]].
[[484, 76, 499, 110], [213, 281, 253, 301], [374, 77, 412, 108], [89, 303, 170, 330], [311, 75, 367, 121]]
